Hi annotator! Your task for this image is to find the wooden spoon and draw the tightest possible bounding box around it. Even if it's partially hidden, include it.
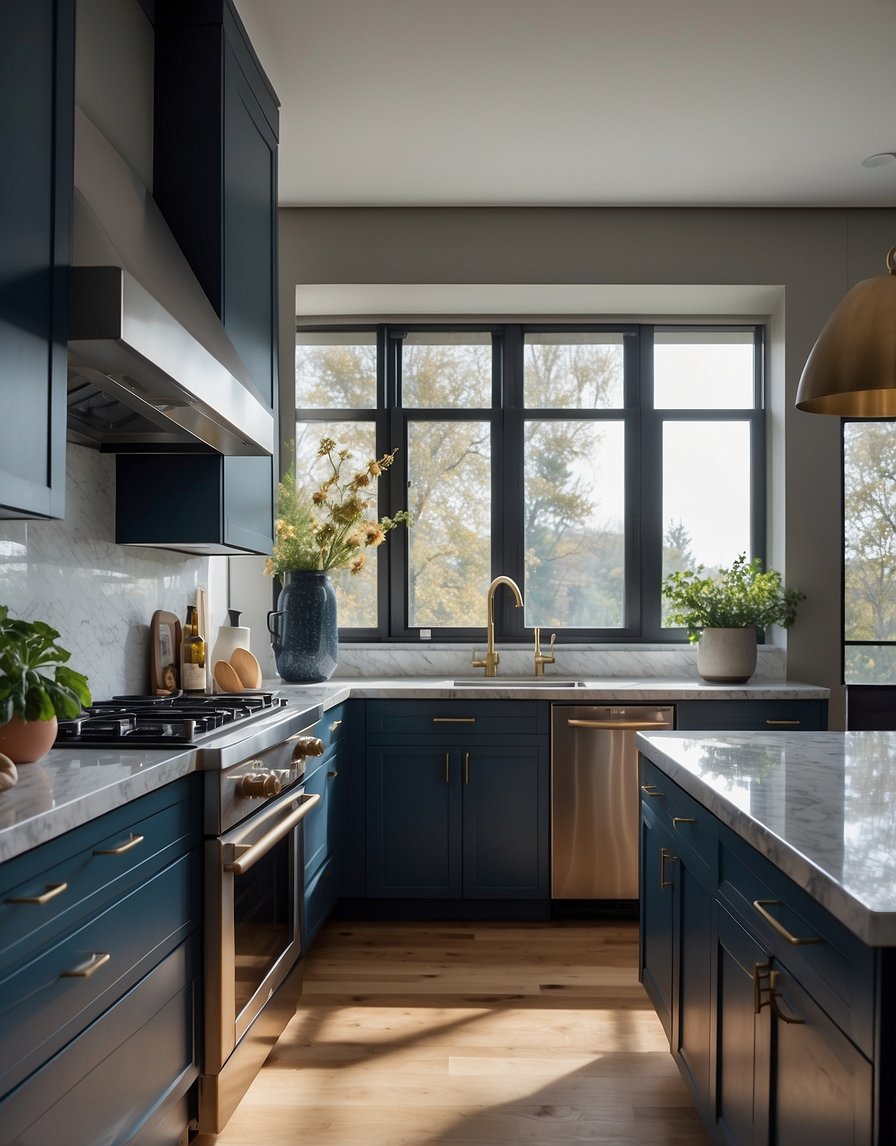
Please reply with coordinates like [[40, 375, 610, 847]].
[[213, 659, 245, 693], [230, 647, 262, 689]]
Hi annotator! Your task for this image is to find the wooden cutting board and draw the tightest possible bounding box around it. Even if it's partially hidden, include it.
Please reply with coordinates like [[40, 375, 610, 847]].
[[150, 610, 182, 694]]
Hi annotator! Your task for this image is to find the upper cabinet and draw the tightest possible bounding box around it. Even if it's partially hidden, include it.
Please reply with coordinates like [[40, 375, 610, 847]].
[[0, 0, 74, 519], [120, 0, 280, 555]]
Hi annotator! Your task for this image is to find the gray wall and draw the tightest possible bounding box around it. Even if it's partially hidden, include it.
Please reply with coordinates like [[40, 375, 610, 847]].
[[278, 205, 896, 728]]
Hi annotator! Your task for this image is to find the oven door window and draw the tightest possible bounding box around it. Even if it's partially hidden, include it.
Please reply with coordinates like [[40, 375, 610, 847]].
[[232, 830, 297, 1020]]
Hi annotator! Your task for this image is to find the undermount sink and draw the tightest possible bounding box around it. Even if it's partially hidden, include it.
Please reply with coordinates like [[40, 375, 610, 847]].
[[451, 678, 588, 688]]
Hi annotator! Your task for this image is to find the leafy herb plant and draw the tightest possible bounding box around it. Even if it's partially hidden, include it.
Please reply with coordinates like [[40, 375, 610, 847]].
[[0, 606, 92, 724], [662, 554, 804, 643]]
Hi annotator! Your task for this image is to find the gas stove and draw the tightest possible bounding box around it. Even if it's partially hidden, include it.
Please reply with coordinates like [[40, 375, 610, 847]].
[[54, 691, 323, 773]]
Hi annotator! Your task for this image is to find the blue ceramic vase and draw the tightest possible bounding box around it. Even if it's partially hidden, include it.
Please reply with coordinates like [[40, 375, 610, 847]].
[[267, 570, 338, 683]]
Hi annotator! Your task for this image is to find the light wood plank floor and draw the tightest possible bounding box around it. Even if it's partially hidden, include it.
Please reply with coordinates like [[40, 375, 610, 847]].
[[208, 919, 709, 1146]]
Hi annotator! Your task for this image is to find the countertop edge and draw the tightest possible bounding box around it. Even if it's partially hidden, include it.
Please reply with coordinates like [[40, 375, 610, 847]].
[[635, 731, 891, 947]]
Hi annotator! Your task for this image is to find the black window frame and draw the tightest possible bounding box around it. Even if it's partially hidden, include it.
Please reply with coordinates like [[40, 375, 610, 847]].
[[292, 321, 766, 644]]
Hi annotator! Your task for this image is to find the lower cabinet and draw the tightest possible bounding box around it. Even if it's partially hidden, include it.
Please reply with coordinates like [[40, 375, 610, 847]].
[[303, 704, 349, 944], [0, 778, 201, 1143], [640, 756, 877, 1146], [675, 698, 828, 732], [364, 701, 550, 904]]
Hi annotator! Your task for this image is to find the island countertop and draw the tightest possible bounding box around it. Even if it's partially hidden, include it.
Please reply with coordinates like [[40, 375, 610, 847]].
[[636, 729, 896, 946]]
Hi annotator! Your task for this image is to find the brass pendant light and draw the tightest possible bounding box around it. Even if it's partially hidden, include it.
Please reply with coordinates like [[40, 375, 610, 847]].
[[796, 245, 896, 415]]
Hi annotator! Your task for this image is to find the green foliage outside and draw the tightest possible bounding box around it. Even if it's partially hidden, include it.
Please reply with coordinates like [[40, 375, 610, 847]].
[[844, 423, 896, 682], [0, 606, 92, 724], [293, 335, 745, 635]]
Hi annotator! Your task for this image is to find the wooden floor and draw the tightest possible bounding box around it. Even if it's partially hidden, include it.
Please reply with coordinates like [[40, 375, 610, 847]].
[[209, 919, 709, 1146]]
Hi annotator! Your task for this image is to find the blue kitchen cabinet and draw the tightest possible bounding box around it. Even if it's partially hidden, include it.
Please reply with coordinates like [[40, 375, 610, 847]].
[[640, 754, 878, 1146], [639, 802, 675, 1041], [303, 704, 351, 943], [117, 0, 279, 555], [366, 744, 463, 898], [676, 698, 827, 732], [0, 0, 73, 519], [639, 762, 715, 1126], [364, 701, 550, 904], [0, 777, 202, 1142]]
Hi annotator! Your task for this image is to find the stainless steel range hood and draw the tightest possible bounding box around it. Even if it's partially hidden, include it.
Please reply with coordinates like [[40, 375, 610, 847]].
[[67, 109, 274, 457]]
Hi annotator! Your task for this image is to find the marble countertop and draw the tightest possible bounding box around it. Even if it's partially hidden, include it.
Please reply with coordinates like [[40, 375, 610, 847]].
[[267, 676, 829, 710], [0, 746, 197, 864], [636, 730, 896, 946], [0, 675, 827, 867]]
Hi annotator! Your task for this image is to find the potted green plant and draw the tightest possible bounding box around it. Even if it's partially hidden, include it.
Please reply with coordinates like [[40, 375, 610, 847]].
[[661, 554, 804, 683], [0, 606, 92, 763]]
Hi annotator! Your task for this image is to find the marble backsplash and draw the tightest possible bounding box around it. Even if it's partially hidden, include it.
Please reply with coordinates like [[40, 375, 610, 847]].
[[0, 444, 223, 701], [331, 641, 787, 680]]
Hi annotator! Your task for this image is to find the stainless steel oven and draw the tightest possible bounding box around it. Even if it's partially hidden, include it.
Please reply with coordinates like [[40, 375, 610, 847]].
[[54, 691, 324, 1137], [199, 727, 322, 1133]]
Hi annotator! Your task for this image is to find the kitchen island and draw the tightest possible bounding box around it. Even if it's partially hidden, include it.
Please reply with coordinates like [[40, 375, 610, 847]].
[[636, 729, 896, 1146]]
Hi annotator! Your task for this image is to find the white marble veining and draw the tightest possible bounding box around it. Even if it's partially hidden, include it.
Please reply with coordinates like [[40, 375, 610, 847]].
[[0, 675, 827, 866], [637, 730, 896, 946], [268, 676, 828, 712], [0, 444, 225, 700], [330, 641, 787, 681], [0, 746, 196, 863]]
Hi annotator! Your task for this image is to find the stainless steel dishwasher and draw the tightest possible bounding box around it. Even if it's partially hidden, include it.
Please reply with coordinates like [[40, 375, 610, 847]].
[[551, 704, 674, 900]]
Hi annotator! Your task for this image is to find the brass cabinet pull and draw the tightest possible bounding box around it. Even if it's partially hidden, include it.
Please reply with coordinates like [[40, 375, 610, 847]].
[[640, 783, 665, 798], [673, 817, 696, 828], [753, 899, 822, 946], [444, 752, 450, 784], [329, 718, 343, 731], [327, 770, 339, 778], [433, 717, 476, 723], [6, 881, 69, 905], [464, 752, 470, 784], [660, 847, 676, 888], [765, 719, 801, 726], [94, 833, 144, 856], [753, 961, 805, 1024], [62, 951, 111, 979]]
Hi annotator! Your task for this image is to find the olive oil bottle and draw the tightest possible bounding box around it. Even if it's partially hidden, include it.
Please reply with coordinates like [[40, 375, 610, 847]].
[[181, 604, 207, 692]]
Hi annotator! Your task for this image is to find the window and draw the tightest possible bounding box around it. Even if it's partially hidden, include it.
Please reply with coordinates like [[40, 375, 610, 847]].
[[843, 420, 896, 682], [294, 324, 765, 642]]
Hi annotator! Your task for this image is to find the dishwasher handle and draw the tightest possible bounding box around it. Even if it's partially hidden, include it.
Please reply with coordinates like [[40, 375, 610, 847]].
[[567, 718, 673, 731]]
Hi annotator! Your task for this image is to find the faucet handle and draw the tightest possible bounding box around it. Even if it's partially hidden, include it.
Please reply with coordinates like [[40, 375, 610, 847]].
[[471, 647, 487, 670], [533, 629, 556, 675]]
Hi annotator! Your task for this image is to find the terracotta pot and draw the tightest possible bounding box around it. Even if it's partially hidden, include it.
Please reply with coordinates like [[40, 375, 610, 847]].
[[697, 627, 758, 684], [0, 715, 58, 764]]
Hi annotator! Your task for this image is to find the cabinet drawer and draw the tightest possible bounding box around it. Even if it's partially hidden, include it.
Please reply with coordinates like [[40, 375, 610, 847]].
[[303, 756, 347, 880], [719, 830, 874, 1058], [305, 847, 343, 946], [0, 850, 199, 1098], [316, 703, 349, 757], [0, 779, 198, 975], [0, 936, 199, 1146], [366, 700, 547, 742], [676, 698, 827, 731], [639, 759, 717, 882]]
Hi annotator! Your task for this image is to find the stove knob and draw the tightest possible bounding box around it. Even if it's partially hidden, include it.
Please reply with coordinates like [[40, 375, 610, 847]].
[[237, 772, 281, 799], [291, 736, 324, 765]]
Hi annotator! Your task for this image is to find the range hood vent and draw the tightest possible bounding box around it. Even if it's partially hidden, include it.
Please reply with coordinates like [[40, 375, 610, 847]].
[[67, 109, 274, 457]]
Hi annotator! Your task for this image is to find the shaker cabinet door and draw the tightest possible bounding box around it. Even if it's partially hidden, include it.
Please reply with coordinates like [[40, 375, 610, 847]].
[[0, 0, 72, 519], [365, 745, 462, 898]]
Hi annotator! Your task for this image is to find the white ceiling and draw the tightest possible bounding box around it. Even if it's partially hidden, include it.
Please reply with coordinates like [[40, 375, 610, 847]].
[[235, 0, 896, 209]]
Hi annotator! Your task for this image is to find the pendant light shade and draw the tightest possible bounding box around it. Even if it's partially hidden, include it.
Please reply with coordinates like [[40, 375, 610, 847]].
[[796, 245, 896, 415]]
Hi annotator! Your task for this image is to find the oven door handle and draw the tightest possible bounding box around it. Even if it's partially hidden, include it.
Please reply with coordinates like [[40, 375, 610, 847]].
[[223, 792, 321, 875]]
